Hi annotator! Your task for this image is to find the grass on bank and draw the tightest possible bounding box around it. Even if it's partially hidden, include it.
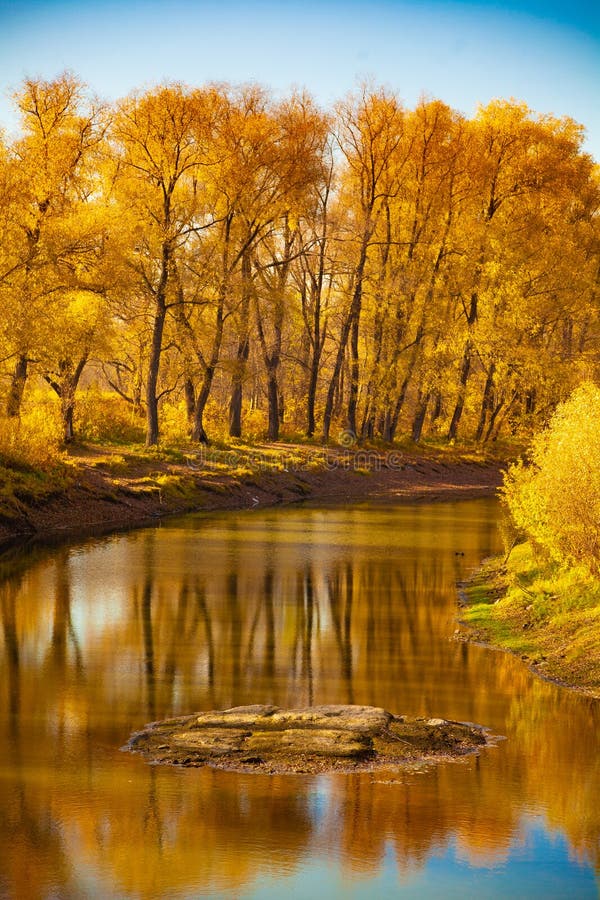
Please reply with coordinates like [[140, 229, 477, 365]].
[[462, 541, 600, 695], [0, 411, 73, 522], [0, 383, 510, 531], [0, 389, 509, 498]]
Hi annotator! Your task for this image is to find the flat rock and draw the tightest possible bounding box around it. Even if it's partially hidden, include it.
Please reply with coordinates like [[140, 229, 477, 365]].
[[194, 704, 392, 733], [125, 704, 492, 774]]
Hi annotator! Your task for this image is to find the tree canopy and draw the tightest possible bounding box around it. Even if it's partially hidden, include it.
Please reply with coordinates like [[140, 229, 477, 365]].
[[1, 74, 598, 446]]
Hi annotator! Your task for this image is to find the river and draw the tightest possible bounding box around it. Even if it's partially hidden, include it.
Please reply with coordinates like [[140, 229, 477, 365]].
[[0, 499, 598, 898]]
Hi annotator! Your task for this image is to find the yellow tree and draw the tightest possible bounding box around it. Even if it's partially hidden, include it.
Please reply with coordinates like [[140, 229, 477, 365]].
[[40, 290, 113, 441], [0, 73, 107, 419], [445, 100, 592, 440], [221, 88, 324, 439], [322, 86, 410, 440], [171, 85, 292, 443], [110, 84, 219, 446], [361, 98, 468, 441], [252, 91, 330, 440], [290, 136, 337, 437], [172, 85, 329, 442], [469, 155, 599, 443], [0, 131, 20, 387]]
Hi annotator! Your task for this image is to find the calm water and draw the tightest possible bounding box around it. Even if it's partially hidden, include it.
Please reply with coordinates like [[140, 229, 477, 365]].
[[0, 500, 598, 899]]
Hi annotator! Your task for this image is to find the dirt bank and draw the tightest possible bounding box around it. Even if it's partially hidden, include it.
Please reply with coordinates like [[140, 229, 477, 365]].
[[0, 442, 503, 549], [458, 552, 600, 700]]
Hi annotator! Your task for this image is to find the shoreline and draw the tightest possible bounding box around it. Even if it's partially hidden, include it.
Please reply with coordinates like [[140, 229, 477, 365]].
[[458, 556, 600, 701], [0, 442, 503, 551], [457, 604, 600, 703], [4, 442, 596, 701]]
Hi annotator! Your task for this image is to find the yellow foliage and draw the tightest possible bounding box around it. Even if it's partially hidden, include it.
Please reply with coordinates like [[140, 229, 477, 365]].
[[0, 401, 62, 467], [503, 383, 600, 573], [75, 388, 144, 444], [1, 76, 599, 447], [158, 400, 190, 445]]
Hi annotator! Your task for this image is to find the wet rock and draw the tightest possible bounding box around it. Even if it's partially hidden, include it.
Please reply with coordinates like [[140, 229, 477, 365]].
[[245, 728, 371, 758], [125, 704, 492, 774], [195, 704, 391, 733]]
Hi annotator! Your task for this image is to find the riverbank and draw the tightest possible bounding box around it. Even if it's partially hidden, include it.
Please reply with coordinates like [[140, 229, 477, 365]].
[[459, 543, 600, 699], [0, 440, 503, 547]]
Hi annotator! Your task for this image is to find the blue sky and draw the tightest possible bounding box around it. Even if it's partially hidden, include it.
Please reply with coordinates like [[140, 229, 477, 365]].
[[0, 0, 598, 160]]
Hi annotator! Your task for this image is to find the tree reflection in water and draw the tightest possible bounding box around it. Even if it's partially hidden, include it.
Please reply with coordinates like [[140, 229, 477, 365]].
[[0, 500, 598, 898]]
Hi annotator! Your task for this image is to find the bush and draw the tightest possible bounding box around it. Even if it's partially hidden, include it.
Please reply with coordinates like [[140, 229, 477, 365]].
[[0, 400, 63, 468], [503, 383, 600, 573], [76, 387, 145, 444]]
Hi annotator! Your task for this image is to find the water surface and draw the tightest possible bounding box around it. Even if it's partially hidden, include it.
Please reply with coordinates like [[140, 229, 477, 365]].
[[0, 500, 598, 898]]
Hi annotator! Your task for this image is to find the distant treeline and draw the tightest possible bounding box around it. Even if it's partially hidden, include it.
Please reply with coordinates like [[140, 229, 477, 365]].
[[1, 73, 598, 445]]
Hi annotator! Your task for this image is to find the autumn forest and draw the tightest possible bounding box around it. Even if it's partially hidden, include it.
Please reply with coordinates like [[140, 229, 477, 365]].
[[1, 73, 599, 449], [2, 57, 600, 900]]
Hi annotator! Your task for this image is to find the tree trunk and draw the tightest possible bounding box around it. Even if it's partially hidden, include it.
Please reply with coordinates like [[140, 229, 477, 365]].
[[145, 301, 166, 447], [322, 227, 371, 442], [430, 390, 443, 425], [267, 371, 279, 440], [386, 378, 408, 441], [447, 346, 472, 441], [487, 389, 519, 442], [321, 294, 352, 440], [475, 363, 495, 442], [360, 205, 391, 441], [191, 369, 214, 444], [302, 195, 329, 438], [411, 391, 430, 442], [484, 397, 505, 443], [347, 313, 360, 435], [360, 402, 374, 440], [305, 278, 323, 438], [229, 345, 247, 439], [184, 378, 196, 426], [383, 323, 425, 441], [229, 252, 252, 438], [44, 355, 88, 445], [381, 408, 395, 443], [145, 244, 170, 447], [6, 355, 28, 418], [447, 290, 478, 442], [61, 393, 75, 443], [306, 358, 318, 438], [190, 277, 226, 444], [525, 388, 536, 416]]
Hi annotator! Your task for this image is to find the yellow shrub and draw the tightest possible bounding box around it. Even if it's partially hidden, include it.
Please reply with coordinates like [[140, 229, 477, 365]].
[[76, 387, 145, 443], [238, 406, 268, 441], [152, 399, 189, 444], [503, 383, 600, 573], [0, 401, 63, 468]]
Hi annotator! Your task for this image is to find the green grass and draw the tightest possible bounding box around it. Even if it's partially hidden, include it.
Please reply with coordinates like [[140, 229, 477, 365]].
[[461, 542, 600, 695]]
